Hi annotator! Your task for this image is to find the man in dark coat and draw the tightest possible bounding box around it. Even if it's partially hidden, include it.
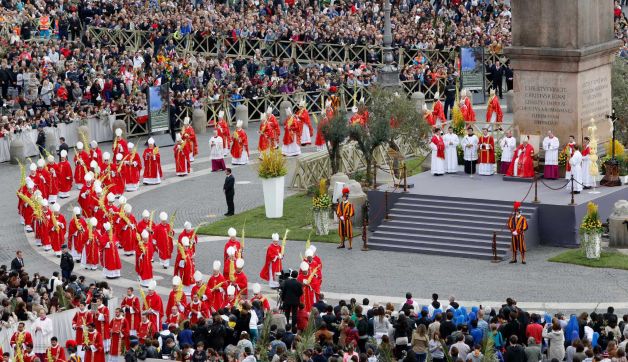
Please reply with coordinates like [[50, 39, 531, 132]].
[[223, 168, 235, 216], [280, 270, 303, 333], [490, 61, 504, 98]]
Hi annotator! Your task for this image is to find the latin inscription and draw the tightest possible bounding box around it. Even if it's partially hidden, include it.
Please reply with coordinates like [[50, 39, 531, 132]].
[[518, 85, 572, 126]]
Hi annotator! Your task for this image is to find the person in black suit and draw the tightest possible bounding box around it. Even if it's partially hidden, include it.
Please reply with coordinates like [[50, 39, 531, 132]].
[[504, 61, 514, 92], [36, 127, 46, 157], [223, 168, 235, 216], [280, 270, 303, 333], [11, 250, 24, 273], [491, 61, 504, 98], [58, 137, 69, 158]]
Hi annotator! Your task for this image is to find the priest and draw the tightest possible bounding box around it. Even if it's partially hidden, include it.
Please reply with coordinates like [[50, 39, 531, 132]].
[[296, 262, 321, 313], [499, 130, 516, 174], [100, 222, 121, 279], [123, 142, 141, 192], [74, 142, 90, 189], [569, 144, 583, 194], [581, 137, 594, 189], [260, 233, 283, 288], [258, 114, 274, 154], [143, 281, 164, 330], [477, 128, 495, 176], [58, 150, 73, 198], [563, 135, 576, 180], [486, 89, 503, 124], [297, 99, 313, 146], [223, 228, 242, 275], [282, 108, 301, 157], [461, 127, 478, 175], [120, 288, 140, 336], [429, 128, 445, 176], [181, 117, 198, 161], [432, 92, 446, 125], [174, 133, 191, 176], [205, 261, 226, 313], [215, 111, 231, 157], [542, 131, 560, 179], [230, 120, 249, 165], [443, 127, 459, 174], [136, 230, 154, 287], [142, 138, 162, 185], [266, 107, 281, 148], [506, 136, 535, 178], [209, 129, 226, 172], [153, 212, 173, 269]]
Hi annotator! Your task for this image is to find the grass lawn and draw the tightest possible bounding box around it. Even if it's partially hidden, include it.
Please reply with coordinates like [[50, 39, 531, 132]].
[[404, 156, 428, 176], [548, 248, 628, 271], [197, 194, 359, 243]]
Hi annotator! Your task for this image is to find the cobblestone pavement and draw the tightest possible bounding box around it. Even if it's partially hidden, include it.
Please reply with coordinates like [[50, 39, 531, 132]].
[[3, 112, 628, 313]]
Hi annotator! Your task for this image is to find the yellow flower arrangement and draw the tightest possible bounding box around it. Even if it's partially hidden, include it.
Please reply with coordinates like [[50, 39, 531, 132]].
[[579, 202, 604, 234]]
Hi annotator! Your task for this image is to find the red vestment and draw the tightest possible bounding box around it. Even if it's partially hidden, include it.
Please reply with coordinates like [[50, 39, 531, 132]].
[[113, 137, 129, 157], [424, 111, 435, 126], [135, 242, 153, 281], [223, 238, 241, 272], [108, 164, 125, 195], [10, 331, 33, 353], [144, 292, 164, 329], [250, 294, 271, 311], [108, 317, 127, 355], [153, 223, 173, 261], [507, 144, 535, 178], [46, 345, 66, 362], [430, 135, 445, 159], [216, 119, 231, 148], [478, 135, 495, 163], [165, 312, 183, 327], [258, 120, 274, 152], [267, 114, 280, 143], [57, 160, 73, 193], [232, 271, 248, 299], [296, 272, 321, 312], [34, 169, 50, 199], [49, 213, 66, 253], [166, 289, 188, 316], [71, 310, 93, 344], [120, 295, 141, 332], [463, 97, 476, 121], [564, 143, 575, 173], [204, 274, 226, 313], [182, 126, 198, 156], [93, 304, 110, 340], [297, 108, 314, 142], [136, 320, 154, 344], [123, 152, 142, 186], [78, 183, 95, 218], [282, 116, 299, 146], [174, 142, 191, 175], [186, 300, 209, 325], [433, 100, 446, 123], [83, 234, 101, 266], [178, 229, 198, 256], [174, 247, 195, 287], [142, 148, 162, 181], [100, 233, 121, 273], [68, 216, 88, 255], [486, 96, 503, 123], [18, 187, 35, 226], [260, 243, 282, 281], [73, 151, 90, 185], [46, 163, 59, 197], [230, 129, 249, 159], [116, 212, 137, 254], [89, 148, 103, 169]]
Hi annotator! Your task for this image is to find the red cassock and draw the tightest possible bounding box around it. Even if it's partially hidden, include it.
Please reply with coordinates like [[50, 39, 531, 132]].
[[166, 290, 188, 316], [84, 330, 105, 362], [72, 310, 93, 345], [113, 138, 129, 157], [223, 239, 242, 275], [94, 305, 110, 340], [18, 187, 35, 227], [258, 121, 274, 152], [144, 292, 164, 329], [120, 295, 141, 332], [464, 97, 476, 121], [100, 234, 121, 273], [174, 142, 191, 175], [35, 209, 52, 247], [282, 116, 299, 146], [49, 214, 67, 253], [216, 119, 232, 149], [165, 312, 183, 327], [135, 243, 153, 281], [34, 169, 50, 199], [178, 229, 197, 256], [230, 129, 249, 159], [46, 163, 59, 197], [108, 317, 128, 355], [123, 152, 142, 186], [74, 151, 90, 185], [10, 331, 33, 352], [182, 126, 198, 156], [232, 271, 248, 299], [315, 116, 328, 147], [297, 108, 314, 140], [116, 213, 137, 254], [260, 243, 282, 281], [78, 184, 95, 218], [431, 135, 445, 159], [46, 345, 66, 362], [425, 112, 435, 127], [89, 148, 103, 169], [136, 320, 154, 344], [296, 272, 321, 312], [109, 164, 126, 195], [433, 100, 446, 123], [57, 160, 73, 193], [142, 148, 162, 181], [564, 143, 575, 173], [68, 216, 88, 256], [186, 301, 209, 325], [174, 248, 195, 287], [486, 96, 503, 123], [84, 233, 101, 266], [204, 274, 226, 313], [250, 295, 271, 311], [153, 223, 173, 261], [507, 144, 535, 178], [478, 135, 495, 163], [267, 114, 281, 143]]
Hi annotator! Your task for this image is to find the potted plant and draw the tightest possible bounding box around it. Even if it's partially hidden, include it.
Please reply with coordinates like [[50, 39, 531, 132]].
[[558, 149, 568, 178], [579, 202, 604, 259], [312, 179, 332, 235], [258, 150, 288, 218]]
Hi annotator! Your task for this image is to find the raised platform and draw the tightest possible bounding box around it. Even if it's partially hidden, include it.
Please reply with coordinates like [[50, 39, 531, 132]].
[[367, 171, 626, 258]]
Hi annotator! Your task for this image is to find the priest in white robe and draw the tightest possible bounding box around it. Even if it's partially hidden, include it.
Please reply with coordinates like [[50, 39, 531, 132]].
[[542, 130, 560, 179], [443, 127, 460, 173], [569, 145, 583, 193], [499, 130, 516, 174], [582, 137, 594, 189], [461, 127, 479, 175], [209, 129, 226, 172], [31, 309, 53, 356], [429, 128, 446, 176]]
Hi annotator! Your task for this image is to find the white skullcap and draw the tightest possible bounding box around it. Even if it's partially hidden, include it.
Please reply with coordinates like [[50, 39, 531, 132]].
[[29, 163, 37, 172], [159, 212, 168, 221], [124, 204, 132, 213], [76, 141, 84, 150], [37, 159, 45, 168], [310, 245, 317, 253], [107, 193, 115, 202], [236, 120, 243, 128], [102, 152, 110, 161], [60, 150, 67, 158], [142, 210, 150, 218], [266, 107, 272, 114], [213, 260, 221, 271], [227, 246, 236, 256], [272, 233, 279, 241], [116, 153, 123, 161], [73, 206, 81, 215], [172, 275, 181, 286], [141, 230, 149, 239], [148, 137, 155, 145], [300, 261, 309, 271], [51, 203, 60, 212], [47, 155, 54, 162], [253, 283, 261, 294], [305, 249, 313, 257], [90, 160, 98, 168], [236, 258, 244, 269], [351, 106, 358, 113], [183, 117, 190, 125], [218, 110, 225, 118], [90, 217, 98, 227], [193, 271, 203, 282], [103, 222, 111, 231], [90, 140, 98, 148], [181, 236, 190, 247], [226, 285, 235, 295], [40, 199, 48, 207], [148, 280, 157, 290], [115, 128, 123, 137], [176, 133, 182, 142], [184, 221, 192, 230], [94, 185, 103, 194], [228, 227, 237, 237], [127, 142, 134, 149]]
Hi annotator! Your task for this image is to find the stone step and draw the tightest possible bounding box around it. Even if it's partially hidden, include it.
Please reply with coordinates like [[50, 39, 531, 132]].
[[376, 224, 512, 242], [367, 239, 505, 260]]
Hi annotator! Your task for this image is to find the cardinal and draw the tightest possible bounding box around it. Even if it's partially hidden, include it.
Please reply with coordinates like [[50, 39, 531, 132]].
[[507, 137, 535, 178], [260, 233, 282, 288]]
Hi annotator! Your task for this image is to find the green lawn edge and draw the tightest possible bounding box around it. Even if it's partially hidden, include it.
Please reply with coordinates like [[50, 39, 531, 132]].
[[197, 193, 361, 243], [548, 248, 628, 271]]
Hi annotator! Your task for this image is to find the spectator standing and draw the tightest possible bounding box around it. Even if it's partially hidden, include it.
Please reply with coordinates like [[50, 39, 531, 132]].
[[58, 137, 69, 158], [60, 244, 74, 281], [11, 250, 25, 273], [503, 335, 526, 362], [36, 127, 46, 156], [223, 168, 235, 216]]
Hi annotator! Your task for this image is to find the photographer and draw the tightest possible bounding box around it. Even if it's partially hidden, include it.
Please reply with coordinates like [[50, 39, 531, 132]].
[[280, 270, 302, 334]]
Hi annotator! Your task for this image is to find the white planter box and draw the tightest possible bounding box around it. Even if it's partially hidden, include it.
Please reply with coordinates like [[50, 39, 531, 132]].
[[622, 175, 628, 185], [581, 232, 602, 259], [262, 176, 285, 218]]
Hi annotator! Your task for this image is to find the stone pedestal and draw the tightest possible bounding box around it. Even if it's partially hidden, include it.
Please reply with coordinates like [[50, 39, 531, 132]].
[[411, 92, 425, 113], [192, 108, 207, 134], [609, 200, 628, 247], [111, 119, 127, 139], [9, 137, 25, 165], [504, 0, 620, 145], [505, 90, 514, 113], [235, 104, 248, 129], [279, 100, 292, 123]]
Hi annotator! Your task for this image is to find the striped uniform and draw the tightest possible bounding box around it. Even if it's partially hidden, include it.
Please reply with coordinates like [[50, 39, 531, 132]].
[[336, 200, 355, 239], [507, 214, 528, 252]]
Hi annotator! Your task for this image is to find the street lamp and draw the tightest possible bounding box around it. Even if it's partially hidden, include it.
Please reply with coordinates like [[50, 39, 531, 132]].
[[378, 0, 400, 89]]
